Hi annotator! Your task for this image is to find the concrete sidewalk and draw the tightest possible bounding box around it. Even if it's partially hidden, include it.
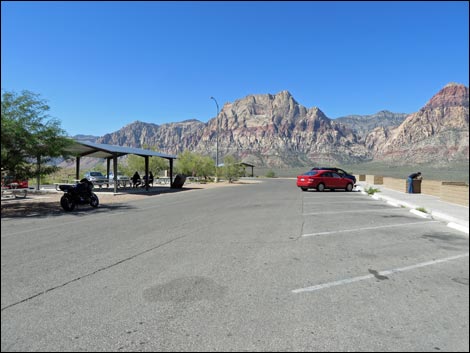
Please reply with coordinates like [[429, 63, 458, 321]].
[[356, 182, 469, 235]]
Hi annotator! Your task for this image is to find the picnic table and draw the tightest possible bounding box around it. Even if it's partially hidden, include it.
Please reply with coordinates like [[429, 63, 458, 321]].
[[1, 187, 28, 199], [156, 177, 171, 185]]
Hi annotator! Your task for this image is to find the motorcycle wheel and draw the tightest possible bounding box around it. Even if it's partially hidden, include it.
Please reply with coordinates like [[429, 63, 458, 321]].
[[60, 195, 76, 212], [90, 193, 99, 208]]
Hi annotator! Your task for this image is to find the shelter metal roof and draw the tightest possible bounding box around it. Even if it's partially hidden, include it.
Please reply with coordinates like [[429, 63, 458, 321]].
[[240, 162, 255, 168], [67, 140, 177, 160], [217, 162, 256, 168]]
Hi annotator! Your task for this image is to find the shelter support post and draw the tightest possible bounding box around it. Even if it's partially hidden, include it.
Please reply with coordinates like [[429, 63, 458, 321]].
[[169, 159, 174, 188], [106, 158, 111, 183], [113, 155, 118, 193], [75, 157, 80, 181], [145, 156, 149, 191]]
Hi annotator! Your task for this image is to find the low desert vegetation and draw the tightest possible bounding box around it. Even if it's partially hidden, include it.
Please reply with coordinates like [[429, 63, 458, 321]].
[[416, 207, 429, 214], [265, 170, 276, 178], [365, 186, 380, 195]]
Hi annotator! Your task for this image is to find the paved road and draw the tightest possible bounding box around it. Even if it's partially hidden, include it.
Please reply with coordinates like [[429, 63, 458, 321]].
[[1, 179, 468, 351]]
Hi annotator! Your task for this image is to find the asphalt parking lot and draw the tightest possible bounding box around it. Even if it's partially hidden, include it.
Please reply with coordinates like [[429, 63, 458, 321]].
[[1, 178, 468, 351]]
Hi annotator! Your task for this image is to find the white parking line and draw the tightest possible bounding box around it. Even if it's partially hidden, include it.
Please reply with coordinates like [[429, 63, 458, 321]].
[[302, 195, 361, 199], [303, 200, 375, 205], [292, 253, 469, 293], [302, 208, 405, 216], [302, 221, 439, 237]]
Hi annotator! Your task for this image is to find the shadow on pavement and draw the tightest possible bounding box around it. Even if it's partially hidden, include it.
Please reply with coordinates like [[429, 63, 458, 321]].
[[1, 202, 139, 220], [1, 186, 206, 220]]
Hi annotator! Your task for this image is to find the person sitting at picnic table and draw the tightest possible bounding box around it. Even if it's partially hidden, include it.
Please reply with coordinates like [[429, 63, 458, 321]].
[[142, 171, 154, 187], [131, 171, 141, 188]]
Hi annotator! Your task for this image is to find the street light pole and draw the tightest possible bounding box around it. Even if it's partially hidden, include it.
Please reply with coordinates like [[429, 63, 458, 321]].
[[210, 96, 219, 182]]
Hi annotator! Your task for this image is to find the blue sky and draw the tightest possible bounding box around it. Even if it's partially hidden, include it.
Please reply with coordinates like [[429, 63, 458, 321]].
[[2, 1, 469, 137]]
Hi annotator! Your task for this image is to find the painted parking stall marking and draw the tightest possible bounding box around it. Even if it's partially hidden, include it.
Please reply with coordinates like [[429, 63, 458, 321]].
[[302, 221, 439, 237], [292, 253, 469, 294], [303, 200, 377, 205], [302, 207, 404, 216]]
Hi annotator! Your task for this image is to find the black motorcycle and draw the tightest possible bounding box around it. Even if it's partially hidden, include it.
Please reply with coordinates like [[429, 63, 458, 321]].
[[59, 178, 99, 211]]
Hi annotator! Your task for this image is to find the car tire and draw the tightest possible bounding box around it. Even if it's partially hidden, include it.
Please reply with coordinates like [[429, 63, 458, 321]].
[[346, 183, 353, 192], [317, 183, 325, 192], [301, 187, 308, 191]]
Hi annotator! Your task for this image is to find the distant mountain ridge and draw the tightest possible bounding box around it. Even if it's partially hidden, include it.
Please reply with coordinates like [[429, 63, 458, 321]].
[[335, 111, 408, 140], [73, 134, 99, 143], [73, 83, 469, 168], [97, 119, 205, 155]]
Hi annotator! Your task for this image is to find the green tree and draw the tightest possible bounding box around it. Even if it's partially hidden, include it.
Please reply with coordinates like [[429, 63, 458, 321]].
[[122, 144, 168, 177], [222, 155, 241, 183], [196, 154, 215, 179], [1, 90, 73, 182], [175, 150, 215, 179], [175, 150, 197, 176]]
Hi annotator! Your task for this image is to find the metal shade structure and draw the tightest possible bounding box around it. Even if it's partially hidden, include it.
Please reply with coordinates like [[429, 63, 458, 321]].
[[240, 162, 255, 177], [216, 162, 256, 177], [66, 140, 177, 193]]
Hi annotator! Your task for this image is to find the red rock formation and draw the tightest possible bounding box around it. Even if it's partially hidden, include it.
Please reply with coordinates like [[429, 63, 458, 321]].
[[91, 83, 469, 168], [377, 83, 469, 164]]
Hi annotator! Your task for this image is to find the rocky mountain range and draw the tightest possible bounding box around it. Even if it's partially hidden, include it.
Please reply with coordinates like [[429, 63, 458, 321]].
[[80, 83, 468, 168], [374, 83, 469, 165], [335, 111, 408, 140]]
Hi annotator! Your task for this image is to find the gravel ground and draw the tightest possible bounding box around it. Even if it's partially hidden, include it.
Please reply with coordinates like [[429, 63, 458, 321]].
[[1, 180, 259, 218]]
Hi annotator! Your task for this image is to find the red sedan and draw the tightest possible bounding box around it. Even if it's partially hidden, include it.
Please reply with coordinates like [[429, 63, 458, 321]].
[[297, 170, 354, 192], [1, 176, 29, 189]]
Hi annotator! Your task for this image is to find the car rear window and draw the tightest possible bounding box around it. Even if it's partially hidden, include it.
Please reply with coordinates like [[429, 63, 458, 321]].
[[303, 171, 318, 176]]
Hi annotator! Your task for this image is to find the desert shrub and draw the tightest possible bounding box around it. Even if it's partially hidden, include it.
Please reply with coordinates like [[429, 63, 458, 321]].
[[265, 170, 276, 178], [365, 186, 380, 195]]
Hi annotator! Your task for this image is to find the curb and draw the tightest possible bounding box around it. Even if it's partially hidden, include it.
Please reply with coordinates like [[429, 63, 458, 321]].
[[447, 222, 470, 234], [410, 208, 432, 219], [364, 192, 469, 236], [430, 211, 469, 227], [386, 200, 401, 207]]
